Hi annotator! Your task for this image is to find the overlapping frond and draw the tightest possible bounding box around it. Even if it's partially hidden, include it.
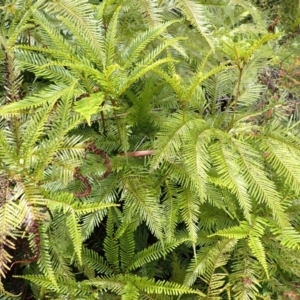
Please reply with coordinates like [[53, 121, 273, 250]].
[[121, 176, 163, 240], [184, 239, 236, 298], [45, 0, 105, 66], [174, 0, 215, 49]]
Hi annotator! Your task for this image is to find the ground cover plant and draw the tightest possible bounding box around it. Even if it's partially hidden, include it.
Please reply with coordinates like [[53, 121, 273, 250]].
[[1, 0, 300, 299]]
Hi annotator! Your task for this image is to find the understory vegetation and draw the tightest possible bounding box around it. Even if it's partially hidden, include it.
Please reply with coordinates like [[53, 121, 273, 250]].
[[1, 0, 300, 299]]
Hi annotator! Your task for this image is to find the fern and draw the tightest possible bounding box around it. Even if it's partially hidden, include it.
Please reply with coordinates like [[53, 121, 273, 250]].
[[2, 0, 300, 298]]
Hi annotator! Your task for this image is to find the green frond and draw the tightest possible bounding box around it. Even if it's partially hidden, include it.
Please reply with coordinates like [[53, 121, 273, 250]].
[[231, 138, 288, 227], [45, 0, 105, 65], [137, 0, 162, 26], [47, 225, 75, 279], [26, 10, 77, 61], [19, 105, 54, 166], [210, 136, 252, 221], [248, 236, 269, 279], [122, 280, 139, 300], [37, 224, 59, 289], [203, 70, 236, 115], [105, 6, 121, 67], [260, 132, 300, 194], [15, 274, 94, 298], [181, 122, 213, 201], [0, 83, 76, 115], [121, 21, 178, 69], [0, 200, 25, 278], [82, 247, 114, 276], [229, 240, 261, 300], [185, 64, 230, 104], [184, 239, 236, 289], [271, 225, 300, 250], [5, 6, 34, 48], [120, 229, 135, 272], [234, 83, 265, 108], [73, 201, 119, 215], [84, 274, 205, 297], [17, 189, 44, 220], [175, 0, 215, 49], [103, 210, 120, 273], [0, 129, 18, 165], [119, 57, 175, 96], [178, 186, 199, 244], [66, 212, 83, 265], [16, 51, 76, 84], [161, 180, 180, 241], [73, 92, 105, 125], [128, 238, 188, 272], [121, 176, 163, 240], [209, 221, 250, 239], [81, 176, 120, 240], [151, 113, 203, 170], [229, 0, 264, 27]]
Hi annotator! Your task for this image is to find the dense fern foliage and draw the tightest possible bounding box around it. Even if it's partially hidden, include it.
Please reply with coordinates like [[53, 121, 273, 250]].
[[1, 0, 300, 299]]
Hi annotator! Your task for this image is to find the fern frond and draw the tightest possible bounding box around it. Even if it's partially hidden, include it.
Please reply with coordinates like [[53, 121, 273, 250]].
[[82, 247, 113, 276], [161, 180, 180, 241], [128, 238, 188, 272], [122, 280, 140, 300], [260, 132, 300, 194], [16, 51, 76, 84], [231, 138, 288, 227], [229, 0, 264, 27], [210, 136, 252, 221], [185, 64, 230, 104], [15, 274, 94, 297], [271, 225, 300, 250], [84, 274, 205, 297], [81, 176, 120, 240], [105, 6, 121, 67], [121, 21, 178, 69], [136, 0, 162, 26], [151, 113, 203, 170], [178, 186, 200, 244], [229, 240, 261, 300], [0, 200, 25, 278], [0, 83, 76, 115], [181, 122, 213, 201], [119, 57, 175, 96], [45, 0, 105, 66], [103, 210, 120, 273], [248, 236, 269, 279], [120, 229, 135, 272], [26, 10, 77, 61], [121, 176, 163, 240], [175, 0, 215, 49], [37, 224, 59, 289], [66, 212, 82, 265], [209, 221, 250, 239], [184, 239, 236, 299]]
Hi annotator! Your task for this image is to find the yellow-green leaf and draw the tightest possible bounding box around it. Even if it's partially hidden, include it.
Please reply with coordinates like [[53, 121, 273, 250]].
[[73, 92, 104, 126]]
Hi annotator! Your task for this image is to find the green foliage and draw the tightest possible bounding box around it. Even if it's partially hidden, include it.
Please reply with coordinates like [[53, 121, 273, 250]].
[[1, 0, 300, 299]]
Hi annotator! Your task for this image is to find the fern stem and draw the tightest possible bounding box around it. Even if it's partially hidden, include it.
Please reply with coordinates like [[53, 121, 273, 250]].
[[182, 102, 187, 122], [38, 287, 45, 300], [110, 98, 123, 145], [227, 64, 243, 130], [100, 110, 106, 134]]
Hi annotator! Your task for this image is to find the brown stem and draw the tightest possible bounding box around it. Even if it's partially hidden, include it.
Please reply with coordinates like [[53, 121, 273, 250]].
[[73, 143, 112, 197], [119, 150, 155, 157]]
